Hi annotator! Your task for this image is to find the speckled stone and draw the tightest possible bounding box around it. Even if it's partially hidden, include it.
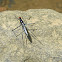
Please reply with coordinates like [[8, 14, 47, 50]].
[[0, 9, 62, 62]]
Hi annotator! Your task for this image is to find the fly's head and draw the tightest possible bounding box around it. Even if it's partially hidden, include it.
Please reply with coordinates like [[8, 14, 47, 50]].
[[19, 17, 21, 19], [19, 17, 23, 23]]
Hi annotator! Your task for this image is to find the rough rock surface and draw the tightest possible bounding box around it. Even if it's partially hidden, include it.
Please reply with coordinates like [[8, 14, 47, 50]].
[[0, 9, 62, 62]]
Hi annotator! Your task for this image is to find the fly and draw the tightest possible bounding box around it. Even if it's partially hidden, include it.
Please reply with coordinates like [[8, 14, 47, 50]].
[[12, 17, 43, 45], [12, 17, 32, 43]]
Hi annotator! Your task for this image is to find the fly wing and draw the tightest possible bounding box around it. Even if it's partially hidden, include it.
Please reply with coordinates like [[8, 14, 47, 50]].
[[25, 27, 32, 43], [26, 20, 44, 45], [28, 29, 43, 45], [12, 25, 21, 31]]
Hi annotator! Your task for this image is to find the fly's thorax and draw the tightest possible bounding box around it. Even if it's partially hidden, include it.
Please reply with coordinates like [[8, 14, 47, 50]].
[[20, 19, 23, 23]]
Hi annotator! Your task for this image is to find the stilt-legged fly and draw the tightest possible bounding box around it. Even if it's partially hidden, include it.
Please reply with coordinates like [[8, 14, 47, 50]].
[[12, 17, 43, 45], [12, 17, 32, 43]]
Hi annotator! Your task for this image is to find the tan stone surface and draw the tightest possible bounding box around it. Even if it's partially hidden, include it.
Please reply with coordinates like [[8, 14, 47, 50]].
[[0, 9, 62, 62]]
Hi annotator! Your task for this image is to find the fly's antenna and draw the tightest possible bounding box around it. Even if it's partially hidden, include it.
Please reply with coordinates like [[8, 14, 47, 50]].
[[14, 15, 21, 20]]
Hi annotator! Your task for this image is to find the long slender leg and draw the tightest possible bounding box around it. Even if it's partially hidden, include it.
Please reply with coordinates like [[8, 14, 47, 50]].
[[12, 25, 22, 37], [23, 35, 27, 45], [12, 25, 21, 31], [28, 29, 42, 31], [22, 32, 23, 40], [25, 23, 35, 26], [22, 31, 25, 62], [12, 30, 23, 37], [16, 31, 22, 37]]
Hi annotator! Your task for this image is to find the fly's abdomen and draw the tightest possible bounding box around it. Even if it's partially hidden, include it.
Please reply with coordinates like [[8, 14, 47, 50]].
[[23, 26, 28, 36]]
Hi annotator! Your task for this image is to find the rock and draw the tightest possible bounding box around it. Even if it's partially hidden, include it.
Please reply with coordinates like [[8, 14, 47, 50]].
[[0, 9, 62, 62]]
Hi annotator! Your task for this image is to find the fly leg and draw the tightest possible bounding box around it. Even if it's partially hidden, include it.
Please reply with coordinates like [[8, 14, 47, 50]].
[[25, 35, 27, 45], [28, 30, 43, 45], [26, 23, 35, 25], [12, 25, 22, 37], [22, 31, 23, 40], [12, 30, 23, 37], [12, 25, 21, 31], [28, 29, 42, 31], [25, 23, 35, 27]]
